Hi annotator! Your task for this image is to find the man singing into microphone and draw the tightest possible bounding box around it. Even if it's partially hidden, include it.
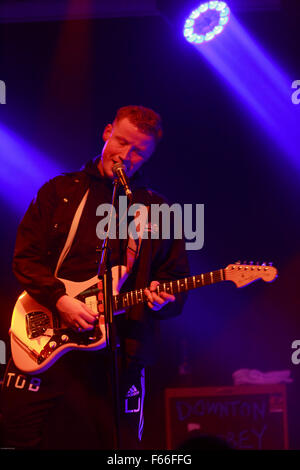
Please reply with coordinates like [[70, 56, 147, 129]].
[[1, 105, 190, 450]]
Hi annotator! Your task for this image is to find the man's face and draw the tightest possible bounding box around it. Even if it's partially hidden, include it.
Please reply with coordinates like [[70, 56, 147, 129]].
[[98, 117, 156, 179]]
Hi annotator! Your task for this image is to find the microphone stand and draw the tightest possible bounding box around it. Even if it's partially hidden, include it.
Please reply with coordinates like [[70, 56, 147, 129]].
[[97, 178, 121, 450]]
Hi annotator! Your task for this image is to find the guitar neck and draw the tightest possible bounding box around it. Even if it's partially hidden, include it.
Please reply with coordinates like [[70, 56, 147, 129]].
[[114, 269, 225, 311]]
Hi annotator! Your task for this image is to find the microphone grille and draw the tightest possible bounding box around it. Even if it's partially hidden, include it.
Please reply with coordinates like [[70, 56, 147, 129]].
[[112, 162, 125, 174]]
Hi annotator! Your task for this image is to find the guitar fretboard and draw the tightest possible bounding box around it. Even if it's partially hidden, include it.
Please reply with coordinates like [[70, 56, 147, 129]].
[[114, 269, 225, 311]]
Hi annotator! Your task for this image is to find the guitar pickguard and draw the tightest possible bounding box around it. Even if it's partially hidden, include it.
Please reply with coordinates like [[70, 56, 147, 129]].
[[37, 326, 103, 365]]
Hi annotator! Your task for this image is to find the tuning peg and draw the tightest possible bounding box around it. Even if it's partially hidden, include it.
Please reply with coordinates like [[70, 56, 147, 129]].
[[243, 260, 247, 265], [235, 260, 241, 265], [256, 261, 260, 265], [249, 261, 254, 265], [261, 262, 266, 266], [268, 262, 273, 266]]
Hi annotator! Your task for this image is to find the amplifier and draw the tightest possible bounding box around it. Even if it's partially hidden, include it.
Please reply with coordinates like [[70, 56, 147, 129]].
[[165, 385, 288, 450]]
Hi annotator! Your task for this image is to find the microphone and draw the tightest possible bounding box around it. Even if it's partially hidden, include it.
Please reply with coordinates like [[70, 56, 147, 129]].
[[112, 162, 133, 201]]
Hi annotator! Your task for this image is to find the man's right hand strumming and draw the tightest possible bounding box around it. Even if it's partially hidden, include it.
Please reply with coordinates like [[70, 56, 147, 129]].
[[56, 295, 99, 331]]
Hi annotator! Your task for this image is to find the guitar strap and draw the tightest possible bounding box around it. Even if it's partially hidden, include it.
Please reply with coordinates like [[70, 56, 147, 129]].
[[126, 204, 149, 274], [54, 189, 90, 277], [54, 187, 149, 277]]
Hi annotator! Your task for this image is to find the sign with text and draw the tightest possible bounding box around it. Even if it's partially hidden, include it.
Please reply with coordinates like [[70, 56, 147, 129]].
[[165, 385, 288, 450]]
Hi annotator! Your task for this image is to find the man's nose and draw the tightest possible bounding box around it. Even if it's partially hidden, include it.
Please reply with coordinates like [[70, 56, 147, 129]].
[[119, 146, 132, 162]]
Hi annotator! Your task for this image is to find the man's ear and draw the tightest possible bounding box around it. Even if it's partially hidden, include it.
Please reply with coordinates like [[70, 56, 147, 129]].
[[102, 123, 113, 142]]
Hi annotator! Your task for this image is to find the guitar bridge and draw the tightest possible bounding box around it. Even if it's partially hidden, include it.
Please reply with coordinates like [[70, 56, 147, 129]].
[[26, 311, 51, 339]]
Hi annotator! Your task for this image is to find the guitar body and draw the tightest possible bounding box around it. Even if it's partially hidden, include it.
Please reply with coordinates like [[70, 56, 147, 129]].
[[10, 266, 128, 374]]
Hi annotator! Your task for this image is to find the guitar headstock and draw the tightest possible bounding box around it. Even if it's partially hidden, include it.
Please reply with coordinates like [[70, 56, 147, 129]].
[[224, 261, 278, 288]]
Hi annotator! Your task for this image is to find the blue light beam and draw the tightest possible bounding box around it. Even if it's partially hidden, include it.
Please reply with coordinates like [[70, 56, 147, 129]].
[[186, 13, 300, 172], [0, 123, 65, 214]]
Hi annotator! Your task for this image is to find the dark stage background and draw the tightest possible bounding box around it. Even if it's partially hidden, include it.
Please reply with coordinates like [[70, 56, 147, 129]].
[[0, 5, 299, 449]]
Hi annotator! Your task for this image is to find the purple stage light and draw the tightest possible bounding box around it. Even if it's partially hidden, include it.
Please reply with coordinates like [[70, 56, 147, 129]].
[[183, 2, 230, 44], [184, 13, 300, 172], [0, 123, 65, 213]]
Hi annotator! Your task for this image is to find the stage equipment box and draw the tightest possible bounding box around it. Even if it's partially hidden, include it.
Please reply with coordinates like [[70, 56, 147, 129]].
[[165, 385, 288, 450]]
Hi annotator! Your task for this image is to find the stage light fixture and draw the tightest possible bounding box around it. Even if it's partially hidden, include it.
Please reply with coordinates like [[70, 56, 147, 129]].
[[183, 1, 230, 44]]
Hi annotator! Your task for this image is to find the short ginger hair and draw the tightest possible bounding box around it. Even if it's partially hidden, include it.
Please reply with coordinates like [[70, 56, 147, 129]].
[[114, 105, 163, 143]]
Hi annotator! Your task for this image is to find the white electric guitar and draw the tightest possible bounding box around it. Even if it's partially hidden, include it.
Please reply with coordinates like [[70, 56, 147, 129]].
[[9, 262, 277, 374]]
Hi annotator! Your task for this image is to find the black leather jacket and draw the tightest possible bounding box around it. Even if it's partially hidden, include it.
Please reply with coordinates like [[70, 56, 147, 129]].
[[12, 158, 190, 364]]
